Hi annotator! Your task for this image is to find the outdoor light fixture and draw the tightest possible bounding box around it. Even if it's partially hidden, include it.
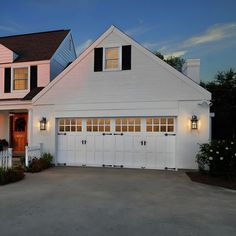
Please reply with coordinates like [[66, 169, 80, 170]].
[[191, 115, 198, 130], [40, 117, 47, 131]]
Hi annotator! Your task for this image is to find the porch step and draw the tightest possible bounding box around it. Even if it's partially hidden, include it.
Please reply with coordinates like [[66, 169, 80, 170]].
[[12, 157, 23, 168]]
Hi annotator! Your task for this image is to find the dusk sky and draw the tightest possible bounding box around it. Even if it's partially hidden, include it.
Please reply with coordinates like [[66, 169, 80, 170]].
[[0, 0, 236, 82]]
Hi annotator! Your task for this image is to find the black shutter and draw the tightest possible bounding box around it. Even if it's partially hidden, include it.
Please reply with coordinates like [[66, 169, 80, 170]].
[[4, 68, 11, 93], [94, 48, 103, 72], [30, 66, 38, 90], [122, 45, 131, 70]]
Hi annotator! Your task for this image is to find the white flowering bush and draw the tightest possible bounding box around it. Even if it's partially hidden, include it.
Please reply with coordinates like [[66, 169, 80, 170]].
[[196, 140, 236, 177]]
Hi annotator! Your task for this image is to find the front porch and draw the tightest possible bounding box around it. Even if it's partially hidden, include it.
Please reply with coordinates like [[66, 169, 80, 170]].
[[0, 109, 32, 158]]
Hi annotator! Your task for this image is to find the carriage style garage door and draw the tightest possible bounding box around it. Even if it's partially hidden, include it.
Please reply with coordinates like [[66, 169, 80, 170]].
[[57, 117, 176, 169]]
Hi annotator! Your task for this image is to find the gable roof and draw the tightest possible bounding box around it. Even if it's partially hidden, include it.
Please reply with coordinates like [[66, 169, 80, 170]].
[[0, 30, 70, 63], [33, 25, 211, 103]]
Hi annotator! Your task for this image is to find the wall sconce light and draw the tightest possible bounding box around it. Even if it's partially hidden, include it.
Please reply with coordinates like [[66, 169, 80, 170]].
[[191, 115, 198, 130], [40, 117, 47, 131]]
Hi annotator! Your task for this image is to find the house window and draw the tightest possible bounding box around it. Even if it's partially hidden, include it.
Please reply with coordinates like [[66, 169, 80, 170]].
[[86, 118, 110, 132], [104, 47, 120, 70], [146, 117, 174, 132], [115, 118, 141, 132], [59, 119, 82, 132], [13, 67, 28, 90]]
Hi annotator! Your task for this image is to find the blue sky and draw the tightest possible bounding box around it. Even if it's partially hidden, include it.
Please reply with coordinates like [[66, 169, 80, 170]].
[[0, 0, 236, 81]]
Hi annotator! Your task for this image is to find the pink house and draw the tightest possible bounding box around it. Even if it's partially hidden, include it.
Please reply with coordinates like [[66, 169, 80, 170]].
[[0, 30, 76, 156]]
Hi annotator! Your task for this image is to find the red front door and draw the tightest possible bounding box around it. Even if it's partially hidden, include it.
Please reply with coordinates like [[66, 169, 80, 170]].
[[11, 113, 28, 153]]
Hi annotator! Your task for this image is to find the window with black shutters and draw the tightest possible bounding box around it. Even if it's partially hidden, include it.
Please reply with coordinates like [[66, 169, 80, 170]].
[[94, 45, 131, 72]]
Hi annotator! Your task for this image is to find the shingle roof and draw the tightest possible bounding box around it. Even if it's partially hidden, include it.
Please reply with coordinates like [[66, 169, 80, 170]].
[[0, 30, 70, 62]]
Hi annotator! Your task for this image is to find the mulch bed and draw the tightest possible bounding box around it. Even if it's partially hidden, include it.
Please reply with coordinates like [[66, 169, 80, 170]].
[[186, 172, 236, 190]]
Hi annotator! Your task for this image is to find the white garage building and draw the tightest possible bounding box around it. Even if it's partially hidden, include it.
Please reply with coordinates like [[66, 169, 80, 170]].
[[30, 25, 211, 170]]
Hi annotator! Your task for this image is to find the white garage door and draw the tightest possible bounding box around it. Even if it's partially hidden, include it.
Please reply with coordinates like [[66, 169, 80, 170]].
[[57, 117, 176, 169]]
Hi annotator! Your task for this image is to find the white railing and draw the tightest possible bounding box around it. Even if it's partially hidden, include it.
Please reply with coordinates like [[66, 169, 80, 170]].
[[0, 148, 12, 169], [25, 143, 43, 167]]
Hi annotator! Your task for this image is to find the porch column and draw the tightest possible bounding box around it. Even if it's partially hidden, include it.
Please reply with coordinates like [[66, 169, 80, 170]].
[[27, 109, 33, 147]]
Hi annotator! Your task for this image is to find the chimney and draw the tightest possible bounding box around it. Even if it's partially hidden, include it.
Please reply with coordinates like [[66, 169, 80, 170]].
[[182, 59, 200, 84]]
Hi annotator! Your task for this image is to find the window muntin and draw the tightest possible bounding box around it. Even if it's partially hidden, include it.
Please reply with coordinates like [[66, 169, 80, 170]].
[[86, 118, 110, 132], [115, 118, 141, 132], [13, 67, 28, 90], [146, 117, 174, 132], [59, 119, 82, 132], [105, 47, 120, 70]]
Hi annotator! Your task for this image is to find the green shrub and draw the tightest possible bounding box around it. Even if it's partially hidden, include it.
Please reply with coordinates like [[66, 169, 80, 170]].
[[196, 140, 236, 177], [41, 153, 53, 168], [0, 167, 25, 185], [27, 153, 53, 173]]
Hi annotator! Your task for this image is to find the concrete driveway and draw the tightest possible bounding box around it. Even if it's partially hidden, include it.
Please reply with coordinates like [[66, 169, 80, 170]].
[[0, 167, 236, 236]]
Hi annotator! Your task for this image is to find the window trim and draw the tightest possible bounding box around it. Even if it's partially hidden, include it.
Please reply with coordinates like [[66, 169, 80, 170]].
[[103, 46, 122, 71], [11, 66, 30, 92]]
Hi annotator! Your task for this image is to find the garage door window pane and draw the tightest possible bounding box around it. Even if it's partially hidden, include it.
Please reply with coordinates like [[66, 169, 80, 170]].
[[87, 118, 110, 132], [115, 118, 141, 132], [59, 126, 65, 132], [147, 125, 152, 132], [168, 126, 174, 132], [146, 117, 174, 132], [59, 118, 82, 132]]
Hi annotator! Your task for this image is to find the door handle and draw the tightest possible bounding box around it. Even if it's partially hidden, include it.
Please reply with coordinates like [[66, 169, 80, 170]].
[[165, 133, 176, 136], [81, 140, 87, 144], [102, 133, 112, 136], [141, 141, 143, 146], [114, 133, 123, 136], [58, 133, 66, 135], [144, 141, 147, 146]]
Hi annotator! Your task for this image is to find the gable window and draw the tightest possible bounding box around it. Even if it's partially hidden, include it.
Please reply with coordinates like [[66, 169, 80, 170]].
[[13, 67, 29, 90], [94, 45, 131, 72], [104, 47, 120, 70]]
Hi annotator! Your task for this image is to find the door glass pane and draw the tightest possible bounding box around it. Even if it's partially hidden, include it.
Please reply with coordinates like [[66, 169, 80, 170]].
[[161, 118, 166, 125], [116, 125, 121, 132], [168, 126, 174, 132], [128, 126, 134, 132], [160, 126, 166, 132], [105, 126, 110, 132], [59, 119, 64, 125], [122, 126, 127, 132], [146, 118, 152, 125], [77, 126, 82, 132]]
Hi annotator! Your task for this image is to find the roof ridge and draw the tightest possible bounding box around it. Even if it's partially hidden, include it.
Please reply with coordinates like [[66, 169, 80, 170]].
[[0, 29, 70, 38]]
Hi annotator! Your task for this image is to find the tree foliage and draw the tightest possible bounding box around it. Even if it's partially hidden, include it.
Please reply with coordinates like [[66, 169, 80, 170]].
[[154, 51, 185, 72], [201, 69, 236, 139]]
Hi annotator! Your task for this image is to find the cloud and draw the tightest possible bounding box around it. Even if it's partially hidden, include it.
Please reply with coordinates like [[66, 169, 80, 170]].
[[142, 22, 236, 58], [181, 22, 236, 48], [0, 20, 25, 35], [125, 25, 154, 37], [76, 39, 93, 55], [164, 50, 187, 59], [0, 25, 20, 34]]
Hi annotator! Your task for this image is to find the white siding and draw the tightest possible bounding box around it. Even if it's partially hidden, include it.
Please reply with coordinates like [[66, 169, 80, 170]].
[[50, 33, 76, 81], [0, 111, 9, 141]]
